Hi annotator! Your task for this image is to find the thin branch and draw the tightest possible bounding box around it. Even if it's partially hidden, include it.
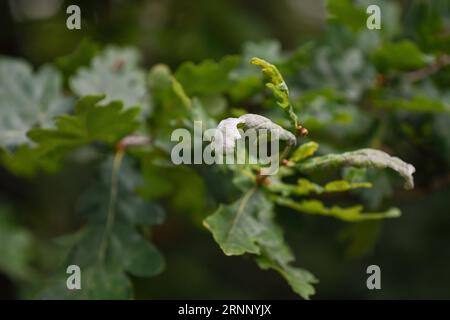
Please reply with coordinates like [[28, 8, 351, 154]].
[[406, 54, 450, 82]]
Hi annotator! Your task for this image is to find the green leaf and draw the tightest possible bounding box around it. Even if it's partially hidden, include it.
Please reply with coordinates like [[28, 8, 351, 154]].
[[324, 180, 372, 192], [0, 57, 73, 147], [175, 56, 240, 96], [78, 156, 165, 227], [296, 148, 416, 189], [70, 46, 149, 110], [372, 40, 428, 72], [338, 221, 381, 258], [256, 257, 318, 300], [273, 197, 401, 222], [39, 262, 132, 300], [251, 57, 298, 128], [0, 207, 35, 280], [376, 95, 449, 112], [111, 224, 165, 278], [203, 188, 265, 256], [28, 95, 140, 156], [149, 64, 191, 110], [1, 144, 61, 177], [268, 178, 323, 196], [204, 189, 317, 299], [2, 96, 140, 177], [290, 141, 319, 162], [268, 178, 371, 197], [40, 156, 165, 299], [148, 64, 192, 139], [326, 0, 367, 31], [55, 38, 99, 86]]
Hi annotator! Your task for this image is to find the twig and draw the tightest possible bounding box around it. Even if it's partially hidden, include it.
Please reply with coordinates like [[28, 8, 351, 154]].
[[406, 54, 450, 82]]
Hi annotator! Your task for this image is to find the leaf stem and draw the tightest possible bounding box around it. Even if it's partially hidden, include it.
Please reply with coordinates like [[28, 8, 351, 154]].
[[98, 148, 125, 263]]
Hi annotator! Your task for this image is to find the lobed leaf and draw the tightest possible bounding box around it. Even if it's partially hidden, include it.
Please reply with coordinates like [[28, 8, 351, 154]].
[[175, 56, 240, 96], [203, 189, 317, 299], [28, 95, 140, 156], [251, 57, 298, 127], [273, 196, 401, 222], [296, 148, 416, 189], [0, 57, 73, 147], [70, 46, 149, 111]]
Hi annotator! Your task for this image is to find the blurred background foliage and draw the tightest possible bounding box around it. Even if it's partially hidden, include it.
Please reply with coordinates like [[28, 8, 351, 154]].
[[0, 0, 449, 299]]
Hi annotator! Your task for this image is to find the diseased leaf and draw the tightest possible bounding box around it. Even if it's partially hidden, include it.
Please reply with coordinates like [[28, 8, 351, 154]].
[[273, 196, 401, 222], [70, 46, 149, 110], [296, 148, 416, 189], [212, 113, 296, 153], [0, 57, 73, 147]]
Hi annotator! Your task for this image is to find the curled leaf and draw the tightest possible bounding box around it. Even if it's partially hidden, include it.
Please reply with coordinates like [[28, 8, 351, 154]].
[[212, 113, 296, 153], [297, 148, 415, 189]]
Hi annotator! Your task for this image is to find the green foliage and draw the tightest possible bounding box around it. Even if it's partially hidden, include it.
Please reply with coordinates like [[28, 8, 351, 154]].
[[273, 197, 400, 222], [251, 57, 298, 128], [376, 95, 449, 113], [290, 141, 319, 162], [28, 95, 140, 154], [204, 189, 317, 299], [0, 207, 35, 280], [326, 0, 367, 32], [5, 0, 450, 299], [39, 157, 165, 299], [55, 39, 99, 86], [372, 40, 429, 72], [175, 56, 240, 97]]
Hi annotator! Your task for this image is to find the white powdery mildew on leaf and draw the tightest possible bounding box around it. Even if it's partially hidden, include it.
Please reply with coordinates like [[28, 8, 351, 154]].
[[70, 46, 149, 111], [212, 113, 296, 153], [298, 148, 416, 189], [0, 57, 73, 147]]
